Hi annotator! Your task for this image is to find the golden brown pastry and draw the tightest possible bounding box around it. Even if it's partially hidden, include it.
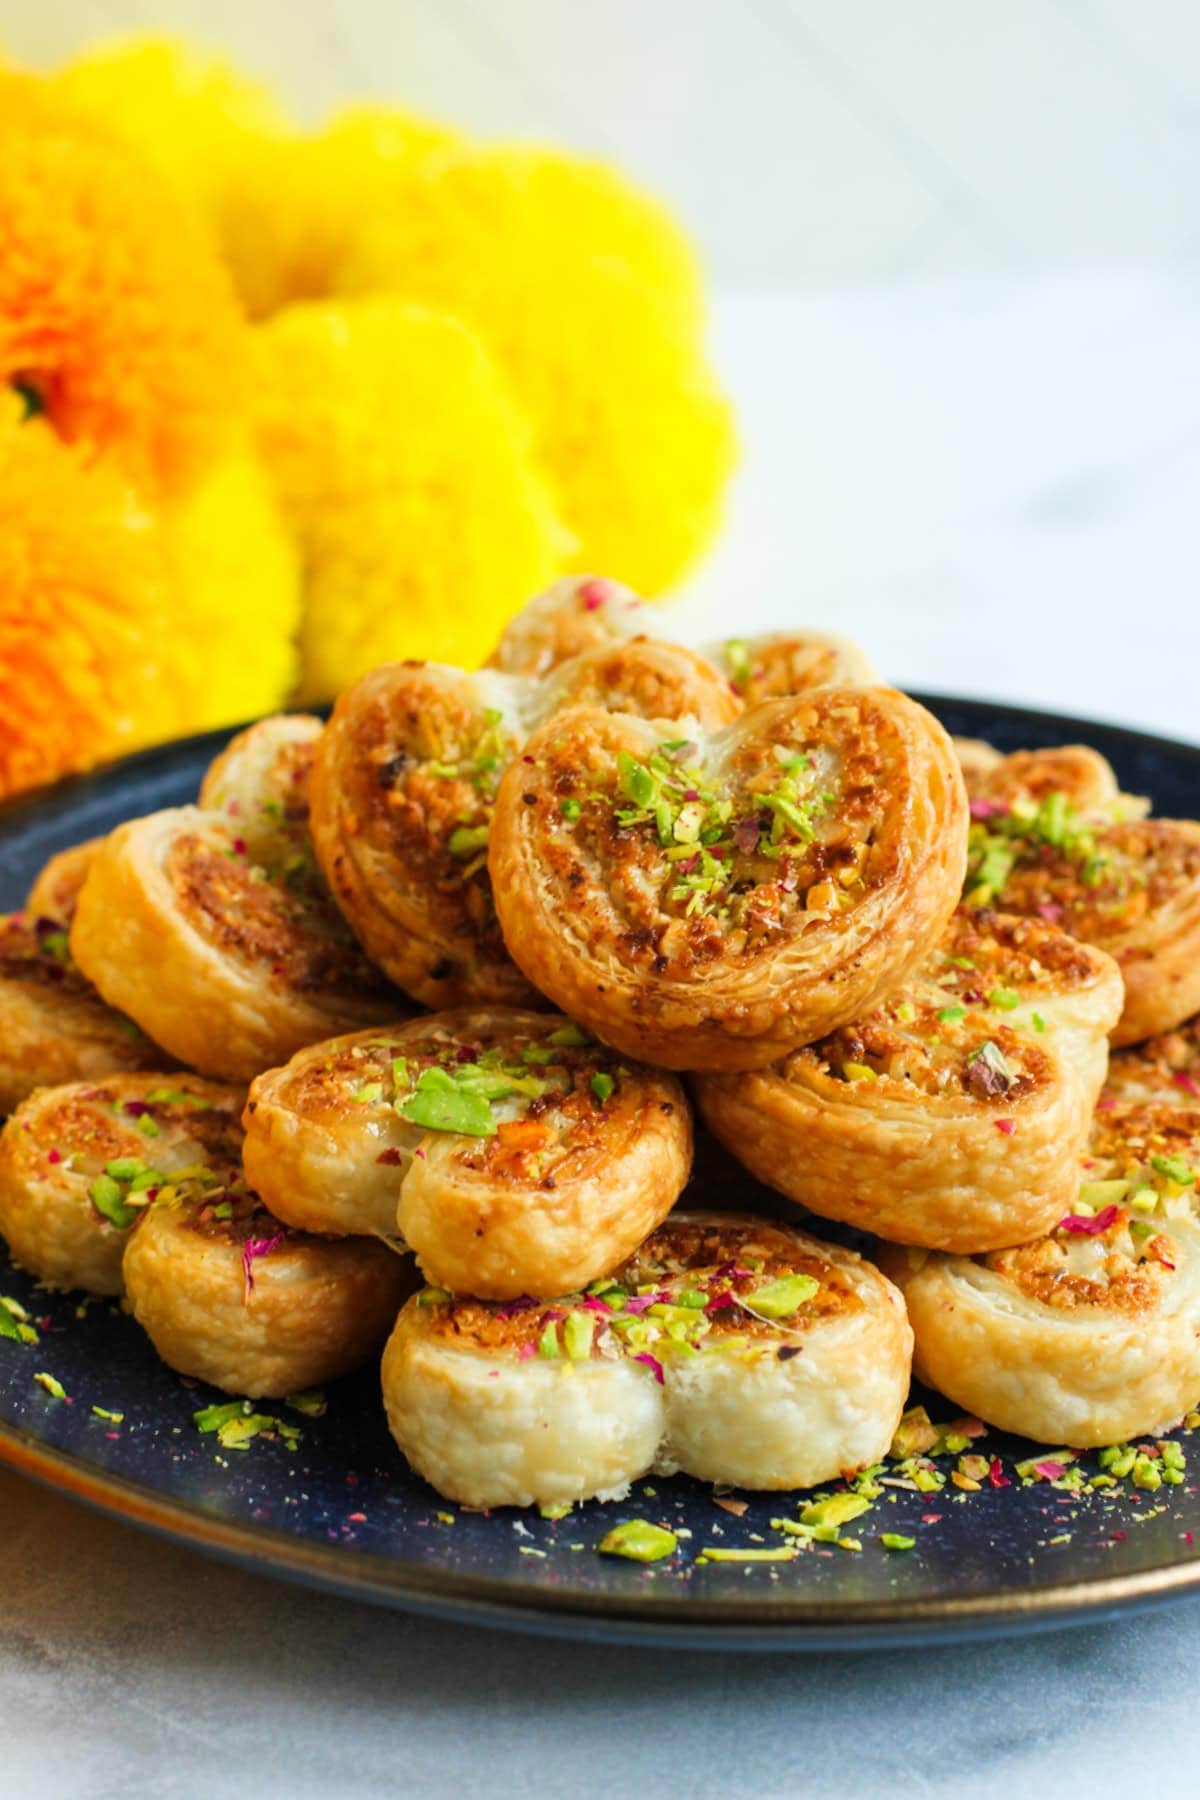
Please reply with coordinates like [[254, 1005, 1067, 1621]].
[[0, 1073, 243, 1295], [0, 914, 159, 1115], [882, 1100, 1200, 1446], [963, 744, 1149, 821], [198, 713, 324, 863], [705, 630, 878, 703], [952, 738, 1004, 786], [382, 1212, 912, 1508], [1105, 1013, 1200, 1106], [487, 575, 654, 675], [488, 577, 878, 701], [308, 640, 739, 1009], [24, 839, 103, 925], [695, 990, 1089, 1252], [922, 905, 1123, 1101], [966, 802, 1200, 1045], [489, 686, 968, 1070], [70, 808, 399, 1082], [124, 1169, 410, 1397], [244, 1008, 691, 1299]]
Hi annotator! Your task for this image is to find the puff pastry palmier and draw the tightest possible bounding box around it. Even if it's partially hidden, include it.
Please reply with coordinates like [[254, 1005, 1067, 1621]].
[[953, 738, 1003, 786], [382, 1212, 911, 1508], [70, 808, 398, 1082], [489, 686, 967, 1070], [489, 577, 878, 702], [198, 713, 324, 863], [1105, 1013, 1200, 1106], [25, 839, 103, 926], [881, 1101, 1200, 1446], [922, 905, 1123, 1101], [487, 575, 652, 675], [244, 1008, 691, 1299], [308, 641, 739, 1009], [966, 804, 1200, 1045], [964, 744, 1148, 821], [695, 992, 1087, 1251], [0, 1073, 242, 1295], [124, 1171, 410, 1398], [0, 914, 158, 1115], [707, 631, 878, 704]]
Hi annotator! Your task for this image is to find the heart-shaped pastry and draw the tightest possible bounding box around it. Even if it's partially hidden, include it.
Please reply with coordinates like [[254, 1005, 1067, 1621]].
[[243, 1008, 692, 1299], [382, 1211, 912, 1508], [0, 913, 161, 1115], [71, 806, 400, 1081], [489, 686, 968, 1069], [488, 574, 877, 699], [1105, 1012, 1200, 1106], [123, 1157, 410, 1399], [198, 713, 324, 863], [966, 794, 1200, 1044], [308, 638, 740, 1008], [963, 743, 1149, 821], [881, 1099, 1200, 1446], [0, 1072, 240, 1296], [24, 839, 104, 926], [696, 907, 1121, 1251]]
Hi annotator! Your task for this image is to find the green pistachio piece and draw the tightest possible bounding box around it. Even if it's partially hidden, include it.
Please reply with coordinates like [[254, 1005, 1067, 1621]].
[[399, 1066, 496, 1137], [597, 1520, 677, 1563], [746, 1273, 819, 1319]]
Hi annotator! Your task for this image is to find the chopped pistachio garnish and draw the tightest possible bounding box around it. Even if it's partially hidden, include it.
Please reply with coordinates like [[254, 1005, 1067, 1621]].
[[800, 1492, 871, 1529], [597, 1519, 677, 1562], [285, 1389, 327, 1417], [398, 1066, 497, 1138], [1151, 1154, 1196, 1187], [33, 1372, 67, 1400], [590, 1071, 615, 1104], [697, 1547, 797, 1564], [879, 1533, 916, 1552], [91, 1406, 124, 1423], [742, 1273, 818, 1319], [0, 1297, 36, 1345]]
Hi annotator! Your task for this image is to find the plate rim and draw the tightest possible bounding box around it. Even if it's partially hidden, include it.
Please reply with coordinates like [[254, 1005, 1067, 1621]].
[[5, 1418, 1200, 1648], [4, 693, 1200, 1649]]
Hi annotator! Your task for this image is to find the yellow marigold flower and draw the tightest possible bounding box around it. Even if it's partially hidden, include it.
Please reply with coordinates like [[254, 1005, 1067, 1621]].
[[152, 450, 303, 739], [217, 106, 464, 322], [0, 401, 166, 798], [253, 299, 571, 700], [0, 69, 247, 495], [338, 144, 735, 592], [56, 42, 457, 321], [57, 33, 289, 211], [0, 397, 300, 799]]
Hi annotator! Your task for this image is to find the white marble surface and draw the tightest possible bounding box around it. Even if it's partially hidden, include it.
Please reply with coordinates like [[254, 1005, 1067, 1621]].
[[2, 272, 1200, 1794], [4, 1465, 1200, 1799]]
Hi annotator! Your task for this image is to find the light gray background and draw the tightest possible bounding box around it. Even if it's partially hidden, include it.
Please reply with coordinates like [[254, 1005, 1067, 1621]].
[[4, 5, 1200, 1792]]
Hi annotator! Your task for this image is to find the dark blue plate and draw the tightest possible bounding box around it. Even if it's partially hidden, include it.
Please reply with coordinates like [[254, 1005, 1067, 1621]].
[[2, 695, 1199, 1650]]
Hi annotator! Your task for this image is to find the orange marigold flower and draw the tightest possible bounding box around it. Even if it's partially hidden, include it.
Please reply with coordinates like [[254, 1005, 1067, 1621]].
[[0, 70, 247, 495], [0, 401, 167, 798]]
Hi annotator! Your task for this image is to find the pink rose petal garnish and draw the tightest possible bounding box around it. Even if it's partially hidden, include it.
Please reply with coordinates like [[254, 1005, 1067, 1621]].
[[242, 1232, 284, 1295], [1056, 1204, 1120, 1236], [633, 1352, 665, 1385]]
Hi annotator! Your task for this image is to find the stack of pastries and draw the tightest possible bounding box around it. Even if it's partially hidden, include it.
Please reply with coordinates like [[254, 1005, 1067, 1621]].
[[3, 574, 1200, 1513]]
